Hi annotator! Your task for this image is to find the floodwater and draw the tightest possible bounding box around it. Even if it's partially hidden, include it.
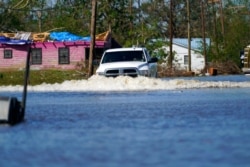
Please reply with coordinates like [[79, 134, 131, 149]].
[[1, 75, 250, 167]]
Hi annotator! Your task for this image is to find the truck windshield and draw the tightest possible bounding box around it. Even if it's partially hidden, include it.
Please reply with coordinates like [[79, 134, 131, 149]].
[[101, 51, 146, 63]]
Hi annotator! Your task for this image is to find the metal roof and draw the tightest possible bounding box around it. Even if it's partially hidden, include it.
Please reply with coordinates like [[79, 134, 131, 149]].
[[172, 38, 210, 51]]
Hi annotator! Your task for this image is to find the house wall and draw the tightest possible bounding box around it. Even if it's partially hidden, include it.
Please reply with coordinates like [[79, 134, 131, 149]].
[[0, 44, 30, 70], [163, 44, 205, 73], [31, 41, 87, 70], [0, 41, 107, 71]]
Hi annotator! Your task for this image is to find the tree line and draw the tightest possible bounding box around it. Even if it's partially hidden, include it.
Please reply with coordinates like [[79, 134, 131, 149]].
[[0, 0, 250, 67]]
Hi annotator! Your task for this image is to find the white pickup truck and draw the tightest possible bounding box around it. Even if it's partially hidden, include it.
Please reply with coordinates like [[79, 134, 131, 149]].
[[96, 47, 158, 77]]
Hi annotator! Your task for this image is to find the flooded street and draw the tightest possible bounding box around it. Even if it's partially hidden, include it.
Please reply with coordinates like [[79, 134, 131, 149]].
[[1, 75, 250, 167]]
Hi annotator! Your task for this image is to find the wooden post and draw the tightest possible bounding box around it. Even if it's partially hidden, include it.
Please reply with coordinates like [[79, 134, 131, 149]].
[[169, 0, 173, 69], [201, 0, 207, 72], [187, 0, 191, 72], [88, 0, 97, 77]]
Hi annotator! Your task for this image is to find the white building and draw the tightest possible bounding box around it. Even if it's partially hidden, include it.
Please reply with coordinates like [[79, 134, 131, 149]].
[[162, 38, 210, 74]]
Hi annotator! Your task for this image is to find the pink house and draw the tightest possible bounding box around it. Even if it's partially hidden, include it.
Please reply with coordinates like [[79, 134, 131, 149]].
[[0, 31, 118, 70], [0, 43, 30, 69]]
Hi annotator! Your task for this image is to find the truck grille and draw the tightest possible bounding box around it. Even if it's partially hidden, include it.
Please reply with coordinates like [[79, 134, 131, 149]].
[[105, 68, 138, 77]]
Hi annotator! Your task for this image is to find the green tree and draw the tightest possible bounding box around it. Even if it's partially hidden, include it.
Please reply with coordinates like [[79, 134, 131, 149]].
[[223, 1, 250, 64], [0, 0, 249, 68], [97, 0, 132, 45], [0, 0, 27, 32], [206, 0, 250, 65], [52, 0, 91, 35]]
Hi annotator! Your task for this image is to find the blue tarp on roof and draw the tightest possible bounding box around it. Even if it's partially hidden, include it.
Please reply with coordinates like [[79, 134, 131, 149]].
[[50, 32, 91, 42], [0, 36, 31, 45]]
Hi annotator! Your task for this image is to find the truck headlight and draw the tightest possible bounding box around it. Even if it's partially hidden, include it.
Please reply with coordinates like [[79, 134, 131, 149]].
[[139, 70, 149, 76], [97, 72, 105, 76]]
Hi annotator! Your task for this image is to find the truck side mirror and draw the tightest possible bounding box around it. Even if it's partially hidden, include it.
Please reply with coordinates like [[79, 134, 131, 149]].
[[149, 57, 158, 63]]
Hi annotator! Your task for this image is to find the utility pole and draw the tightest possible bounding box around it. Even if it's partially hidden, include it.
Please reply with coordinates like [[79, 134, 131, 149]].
[[187, 0, 191, 72], [201, 0, 207, 73], [88, 0, 97, 77], [219, 0, 224, 37], [169, 0, 173, 69], [129, 0, 133, 32], [37, 10, 42, 32], [208, 0, 223, 56]]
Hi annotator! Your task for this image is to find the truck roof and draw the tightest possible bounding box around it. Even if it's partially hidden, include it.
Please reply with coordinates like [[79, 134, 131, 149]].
[[105, 47, 146, 52]]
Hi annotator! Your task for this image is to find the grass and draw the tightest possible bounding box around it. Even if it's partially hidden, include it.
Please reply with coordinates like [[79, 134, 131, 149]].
[[0, 67, 195, 86], [0, 70, 87, 86]]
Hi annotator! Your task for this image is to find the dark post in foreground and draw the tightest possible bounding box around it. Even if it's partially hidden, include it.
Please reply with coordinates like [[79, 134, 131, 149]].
[[0, 46, 31, 125], [88, 0, 97, 77]]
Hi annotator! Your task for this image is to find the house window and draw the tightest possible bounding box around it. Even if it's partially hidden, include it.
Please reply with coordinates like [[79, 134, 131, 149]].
[[31, 48, 42, 64], [184, 55, 189, 65], [58, 47, 70, 64], [4, 49, 12, 59]]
